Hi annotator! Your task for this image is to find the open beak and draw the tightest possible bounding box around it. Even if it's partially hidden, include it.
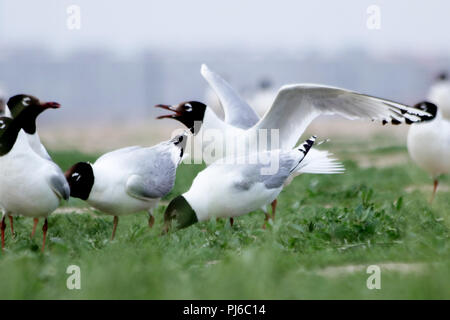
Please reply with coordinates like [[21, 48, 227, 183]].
[[40, 101, 61, 109], [155, 104, 181, 119]]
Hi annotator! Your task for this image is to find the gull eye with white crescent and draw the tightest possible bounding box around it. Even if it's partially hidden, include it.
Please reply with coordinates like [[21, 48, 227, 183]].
[[22, 97, 31, 106], [72, 172, 81, 182], [184, 103, 192, 112]]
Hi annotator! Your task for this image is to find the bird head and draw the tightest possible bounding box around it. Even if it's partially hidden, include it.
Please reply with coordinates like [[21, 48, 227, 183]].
[[7, 94, 60, 134], [64, 162, 94, 200], [163, 195, 198, 233], [413, 101, 438, 122], [155, 101, 206, 135]]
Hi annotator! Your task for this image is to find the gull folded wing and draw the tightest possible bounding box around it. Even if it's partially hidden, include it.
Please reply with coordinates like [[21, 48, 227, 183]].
[[49, 174, 70, 201]]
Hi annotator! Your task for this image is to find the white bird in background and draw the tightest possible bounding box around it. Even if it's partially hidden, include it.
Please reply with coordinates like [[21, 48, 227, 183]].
[[0, 95, 69, 251], [65, 132, 188, 240], [163, 136, 316, 232], [156, 64, 433, 225], [407, 72, 450, 202]]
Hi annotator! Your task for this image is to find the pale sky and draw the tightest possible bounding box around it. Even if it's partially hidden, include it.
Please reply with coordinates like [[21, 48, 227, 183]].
[[1, 0, 449, 57]]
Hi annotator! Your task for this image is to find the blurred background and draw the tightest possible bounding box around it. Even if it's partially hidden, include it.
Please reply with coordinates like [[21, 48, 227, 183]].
[[0, 0, 449, 152]]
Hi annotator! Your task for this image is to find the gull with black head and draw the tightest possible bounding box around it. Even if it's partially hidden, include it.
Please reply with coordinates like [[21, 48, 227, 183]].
[[2, 94, 60, 236], [65, 132, 188, 239], [0, 94, 69, 251], [163, 136, 316, 232]]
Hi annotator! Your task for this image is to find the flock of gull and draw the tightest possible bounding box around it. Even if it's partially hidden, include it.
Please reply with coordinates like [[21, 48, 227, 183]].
[[0, 65, 448, 251]]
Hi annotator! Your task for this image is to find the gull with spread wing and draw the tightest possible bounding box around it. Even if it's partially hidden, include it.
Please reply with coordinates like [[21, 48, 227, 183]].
[[156, 65, 434, 225]]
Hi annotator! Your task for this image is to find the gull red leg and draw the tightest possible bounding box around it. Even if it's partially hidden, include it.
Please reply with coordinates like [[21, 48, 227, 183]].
[[229, 217, 234, 227], [8, 215, 14, 239], [148, 208, 155, 228], [262, 213, 270, 229], [262, 199, 278, 229], [271, 199, 278, 221], [111, 216, 119, 240], [31, 218, 39, 238], [41, 218, 48, 252], [430, 179, 439, 204], [148, 214, 155, 228], [1, 216, 6, 251]]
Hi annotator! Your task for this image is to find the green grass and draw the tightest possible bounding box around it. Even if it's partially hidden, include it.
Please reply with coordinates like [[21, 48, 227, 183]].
[[0, 141, 449, 299]]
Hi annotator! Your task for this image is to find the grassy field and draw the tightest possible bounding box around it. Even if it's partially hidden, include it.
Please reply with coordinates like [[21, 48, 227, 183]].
[[0, 136, 449, 299]]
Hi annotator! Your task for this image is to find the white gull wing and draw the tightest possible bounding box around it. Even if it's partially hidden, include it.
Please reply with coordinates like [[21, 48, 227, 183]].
[[129, 133, 188, 200], [199, 70, 345, 173], [249, 84, 432, 150], [234, 136, 316, 189], [125, 153, 177, 200], [47, 170, 70, 201], [201, 64, 259, 129]]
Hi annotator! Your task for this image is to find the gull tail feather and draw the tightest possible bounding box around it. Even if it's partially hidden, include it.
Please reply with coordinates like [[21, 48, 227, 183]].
[[295, 148, 345, 175], [290, 135, 317, 173]]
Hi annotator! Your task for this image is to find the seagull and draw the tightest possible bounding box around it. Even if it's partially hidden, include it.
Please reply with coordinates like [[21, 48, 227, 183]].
[[0, 95, 69, 251], [1, 95, 57, 237], [163, 136, 316, 232], [407, 72, 450, 202], [155, 64, 433, 224], [65, 132, 188, 240]]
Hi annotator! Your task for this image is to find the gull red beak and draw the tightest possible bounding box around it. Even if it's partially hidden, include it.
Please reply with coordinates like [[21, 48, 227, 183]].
[[40, 101, 61, 109], [155, 104, 181, 119]]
